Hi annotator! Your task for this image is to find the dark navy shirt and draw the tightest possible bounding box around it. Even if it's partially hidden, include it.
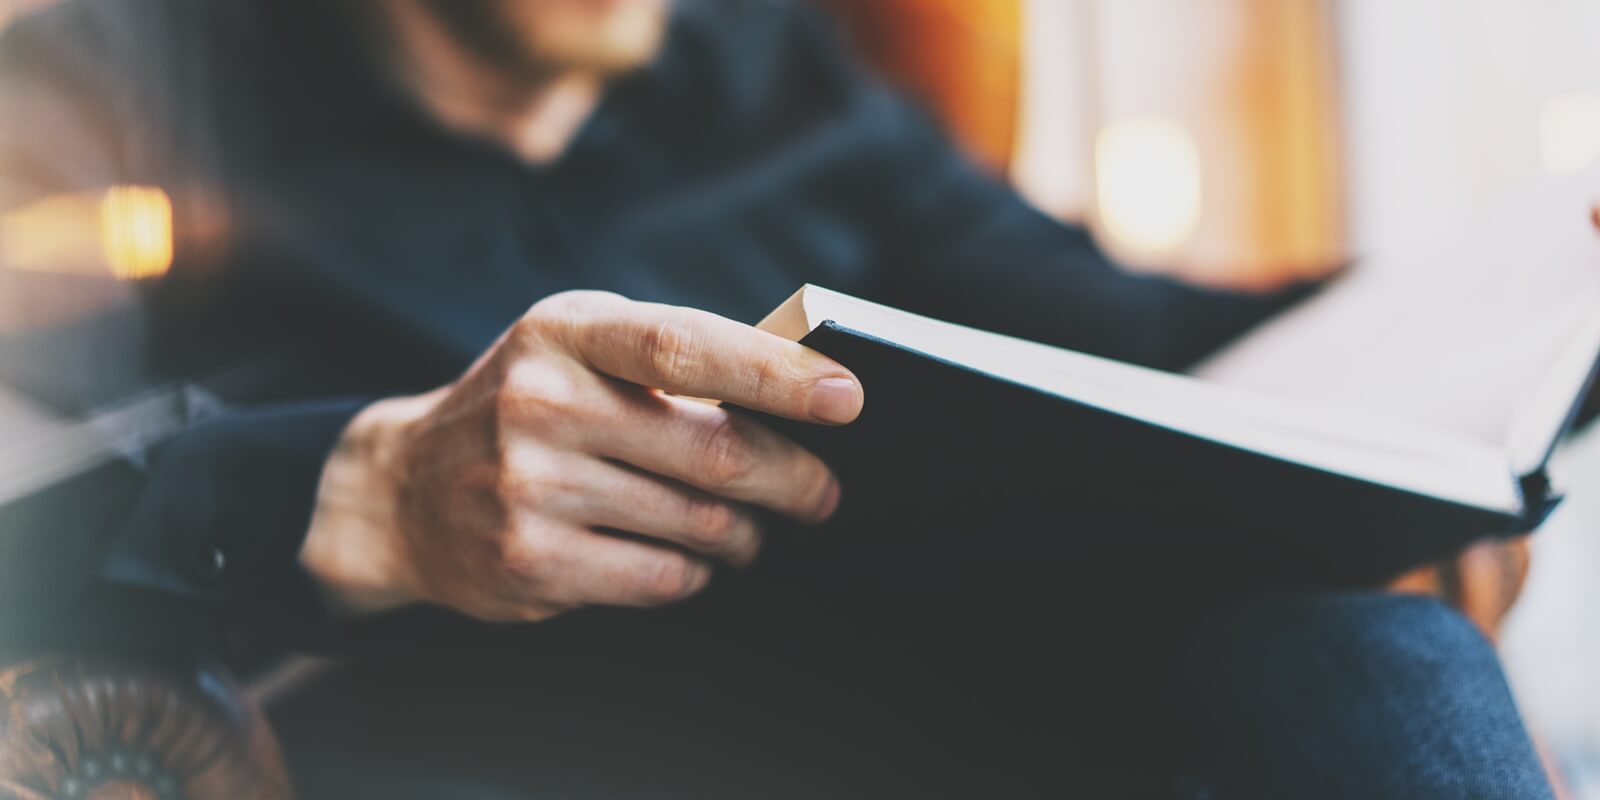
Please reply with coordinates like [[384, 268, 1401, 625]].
[[0, 0, 1309, 647]]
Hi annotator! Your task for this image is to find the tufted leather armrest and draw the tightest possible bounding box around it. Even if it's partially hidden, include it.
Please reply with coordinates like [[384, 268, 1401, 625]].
[[0, 653, 291, 799]]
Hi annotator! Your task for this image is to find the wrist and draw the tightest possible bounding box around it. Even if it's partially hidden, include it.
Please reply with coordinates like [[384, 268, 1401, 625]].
[[299, 393, 434, 616]]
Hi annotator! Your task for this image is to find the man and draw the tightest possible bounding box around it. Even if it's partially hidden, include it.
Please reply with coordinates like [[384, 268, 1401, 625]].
[[0, 1, 1556, 797]]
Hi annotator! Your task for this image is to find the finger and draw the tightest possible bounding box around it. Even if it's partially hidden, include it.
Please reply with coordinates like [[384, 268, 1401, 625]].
[[542, 455, 764, 566], [590, 392, 841, 522], [520, 523, 716, 609], [556, 293, 863, 424]]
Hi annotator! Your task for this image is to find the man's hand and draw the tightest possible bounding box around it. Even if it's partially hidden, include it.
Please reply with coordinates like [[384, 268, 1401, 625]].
[[299, 291, 863, 621]]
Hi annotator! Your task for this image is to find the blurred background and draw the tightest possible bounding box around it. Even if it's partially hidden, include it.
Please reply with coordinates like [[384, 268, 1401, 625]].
[[2, 0, 1600, 793]]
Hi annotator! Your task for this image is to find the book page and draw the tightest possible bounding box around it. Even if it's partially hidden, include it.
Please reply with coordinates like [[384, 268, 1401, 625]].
[[1195, 168, 1600, 453]]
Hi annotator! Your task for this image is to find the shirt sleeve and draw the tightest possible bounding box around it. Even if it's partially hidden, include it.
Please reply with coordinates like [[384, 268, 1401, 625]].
[[96, 400, 370, 652], [862, 89, 1321, 373]]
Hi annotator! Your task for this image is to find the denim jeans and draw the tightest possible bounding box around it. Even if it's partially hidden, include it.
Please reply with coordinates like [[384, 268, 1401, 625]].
[[1176, 592, 1553, 799]]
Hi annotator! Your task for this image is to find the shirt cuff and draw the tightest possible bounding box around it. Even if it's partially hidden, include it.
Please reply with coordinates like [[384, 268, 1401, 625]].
[[99, 397, 369, 652]]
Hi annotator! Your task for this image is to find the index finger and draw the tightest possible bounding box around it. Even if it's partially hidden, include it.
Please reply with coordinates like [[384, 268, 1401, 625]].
[[562, 294, 863, 424]]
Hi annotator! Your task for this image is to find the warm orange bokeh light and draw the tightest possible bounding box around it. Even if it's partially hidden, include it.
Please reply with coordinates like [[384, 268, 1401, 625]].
[[1094, 116, 1202, 255], [0, 185, 172, 280], [100, 185, 173, 279]]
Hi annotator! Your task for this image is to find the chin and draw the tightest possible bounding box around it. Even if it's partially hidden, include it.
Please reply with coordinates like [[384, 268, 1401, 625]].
[[523, 0, 671, 74]]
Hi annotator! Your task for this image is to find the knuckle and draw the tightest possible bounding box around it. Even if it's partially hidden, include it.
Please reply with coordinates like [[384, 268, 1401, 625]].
[[738, 528, 766, 566], [696, 415, 753, 489], [519, 290, 619, 343], [492, 382, 533, 423], [494, 463, 550, 509], [490, 528, 546, 584], [494, 367, 585, 428], [639, 553, 705, 605], [800, 463, 837, 517], [683, 496, 738, 548], [513, 301, 561, 343], [748, 350, 791, 405], [510, 311, 546, 344], [527, 290, 590, 323], [641, 317, 699, 388]]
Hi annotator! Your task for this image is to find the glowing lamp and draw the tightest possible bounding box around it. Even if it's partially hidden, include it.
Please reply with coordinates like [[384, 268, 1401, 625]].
[[100, 185, 173, 279], [1094, 116, 1202, 254], [0, 185, 173, 279]]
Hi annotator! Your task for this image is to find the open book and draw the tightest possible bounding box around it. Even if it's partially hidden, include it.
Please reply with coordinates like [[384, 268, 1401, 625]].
[[765, 283, 1595, 527], [748, 181, 1600, 602]]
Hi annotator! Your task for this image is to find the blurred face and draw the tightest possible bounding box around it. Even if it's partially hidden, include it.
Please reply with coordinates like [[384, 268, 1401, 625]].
[[423, 0, 670, 76]]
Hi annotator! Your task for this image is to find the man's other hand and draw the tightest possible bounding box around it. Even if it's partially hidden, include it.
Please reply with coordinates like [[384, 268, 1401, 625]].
[[298, 291, 863, 620]]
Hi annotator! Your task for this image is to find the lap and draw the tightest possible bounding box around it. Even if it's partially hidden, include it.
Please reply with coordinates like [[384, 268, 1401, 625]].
[[272, 582, 1137, 797], [1177, 592, 1553, 800], [271, 587, 1549, 799]]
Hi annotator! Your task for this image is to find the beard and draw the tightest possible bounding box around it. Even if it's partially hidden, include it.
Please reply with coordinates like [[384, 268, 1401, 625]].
[[420, 0, 670, 78]]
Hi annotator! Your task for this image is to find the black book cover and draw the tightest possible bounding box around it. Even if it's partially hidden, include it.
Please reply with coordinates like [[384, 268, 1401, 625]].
[[741, 322, 1533, 630]]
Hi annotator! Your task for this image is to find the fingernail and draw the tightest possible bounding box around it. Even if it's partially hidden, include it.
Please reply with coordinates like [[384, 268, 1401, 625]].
[[808, 377, 861, 424]]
